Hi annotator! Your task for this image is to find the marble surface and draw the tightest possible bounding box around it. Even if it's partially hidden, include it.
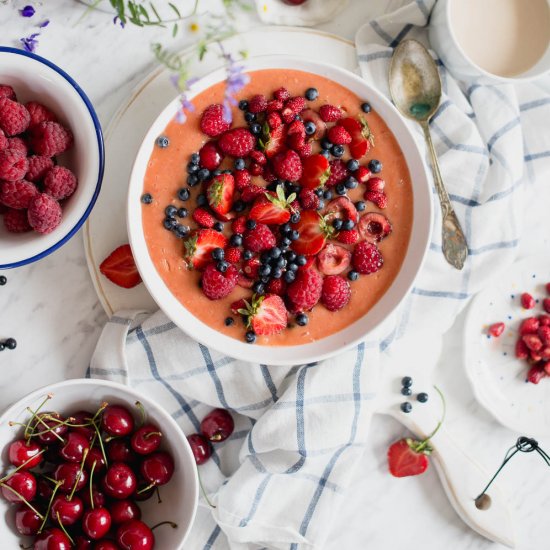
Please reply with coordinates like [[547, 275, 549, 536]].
[[0, 1, 548, 549]]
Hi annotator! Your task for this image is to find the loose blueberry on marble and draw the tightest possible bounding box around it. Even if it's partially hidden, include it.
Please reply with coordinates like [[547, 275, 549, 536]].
[[417, 392, 429, 403], [0, 275, 7, 285], [401, 376, 413, 387], [400, 402, 412, 413]]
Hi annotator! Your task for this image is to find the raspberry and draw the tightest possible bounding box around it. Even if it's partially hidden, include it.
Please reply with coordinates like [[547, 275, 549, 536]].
[[0, 85, 16, 101], [248, 94, 267, 114], [364, 190, 388, 209], [3, 208, 31, 233], [26, 101, 57, 127], [352, 241, 383, 274], [272, 149, 302, 182], [26, 155, 54, 183], [281, 97, 306, 123], [28, 121, 73, 157], [27, 193, 62, 234], [539, 314, 550, 327], [0, 129, 7, 151], [201, 263, 238, 300], [0, 179, 38, 209], [337, 229, 359, 244], [234, 169, 251, 190], [299, 188, 320, 210], [0, 149, 29, 181], [262, 165, 277, 182], [249, 162, 262, 176], [224, 246, 242, 264], [287, 269, 323, 311], [243, 223, 276, 252], [326, 159, 348, 187], [192, 207, 215, 228], [200, 104, 231, 137], [267, 112, 282, 130], [520, 292, 535, 309], [515, 338, 529, 359], [296, 142, 313, 159], [319, 105, 342, 122], [199, 141, 222, 170], [266, 100, 283, 113], [267, 278, 287, 296], [240, 185, 266, 203], [218, 128, 255, 157], [249, 150, 266, 166], [273, 87, 290, 102], [327, 125, 352, 145], [321, 275, 351, 311], [8, 137, 27, 157], [43, 166, 78, 200], [232, 215, 247, 234], [0, 98, 30, 136]]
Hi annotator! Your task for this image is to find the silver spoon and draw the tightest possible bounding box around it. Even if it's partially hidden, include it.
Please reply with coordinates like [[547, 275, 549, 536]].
[[389, 39, 468, 270]]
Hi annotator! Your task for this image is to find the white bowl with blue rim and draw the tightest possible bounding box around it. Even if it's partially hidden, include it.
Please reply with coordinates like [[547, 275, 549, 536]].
[[0, 47, 104, 269]]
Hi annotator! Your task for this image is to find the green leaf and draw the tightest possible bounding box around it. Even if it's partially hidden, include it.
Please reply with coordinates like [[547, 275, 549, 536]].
[[168, 2, 181, 17], [149, 2, 161, 22], [172, 22, 178, 37]]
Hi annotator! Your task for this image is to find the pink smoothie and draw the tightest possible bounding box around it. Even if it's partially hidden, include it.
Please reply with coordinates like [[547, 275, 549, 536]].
[[141, 69, 413, 346]]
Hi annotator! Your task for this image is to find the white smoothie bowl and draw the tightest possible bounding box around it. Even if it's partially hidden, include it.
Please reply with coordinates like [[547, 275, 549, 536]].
[[0, 47, 104, 269], [0, 379, 198, 549], [127, 55, 433, 366]]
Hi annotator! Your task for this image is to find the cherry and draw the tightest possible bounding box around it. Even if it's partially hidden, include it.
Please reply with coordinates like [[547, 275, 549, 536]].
[[102, 462, 137, 499], [133, 478, 156, 502], [79, 483, 106, 509], [82, 506, 112, 540], [37, 477, 55, 501], [116, 519, 155, 550], [131, 425, 162, 455], [107, 439, 137, 464], [95, 542, 121, 550], [187, 433, 212, 465], [101, 405, 135, 437], [283, 0, 308, 4], [59, 431, 90, 463], [74, 535, 93, 549], [34, 527, 71, 550], [8, 439, 43, 469], [140, 452, 174, 487], [200, 408, 234, 442], [85, 446, 107, 472], [50, 493, 84, 525], [110, 498, 142, 524], [14, 504, 42, 535], [54, 462, 88, 493], [0, 470, 37, 503], [70, 410, 95, 441], [36, 413, 69, 445]]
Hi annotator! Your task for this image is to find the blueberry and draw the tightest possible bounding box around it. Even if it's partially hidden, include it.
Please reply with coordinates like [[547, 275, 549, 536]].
[[225, 317, 234, 326], [235, 158, 246, 170], [290, 212, 301, 224], [250, 122, 262, 135], [260, 265, 271, 277], [196, 194, 207, 206], [401, 387, 412, 396], [401, 376, 413, 387], [320, 150, 330, 159], [286, 251, 296, 262], [317, 200, 325, 210], [173, 224, 189, 238], [313, 188, 323, 198], [197, 168, 210, 181], [245, 331, 256, 343], [347, 159, 360, 172], [296, 255, 307, 266], [332, 145, 344, 157], [333, 219, 343, 230], [246, 219, 257, 230], [305, 87, 318, 100], [0, 275, 6, 285], [165, 205, 177, 218], [141, 193, 153, 204], [344, 177, 358, 190], [178, 188, 190, 201], [187, 163, 199, 174], [212, 169, 222, 177], [177, 208, 188, 218], [281, 223, 291, 235], [368, 159, 382, 174], [233, 200, 245, 213], [342, 219, 354, 231], [304, 121, 316, 135], [5, 338, 16, 350], [417, 393, 429, 403], [276, 256, 287, 268], [261, 275, 270, 284], [270, 247, 282, 259], [335, 183, 347, 196], [400, 402, 412, 413], [288, 263, 298, 272], [243, 250, 253, 260], [239, 100, 249, 111], [230, 234, 243, 246], [355, 200, 366, 212], [290, 230, 300, 241], [284, 270, 296, 283], [294, 114, 302, 121], [323, 190, 333, 200], [156, 135, 169, 148], [361, 102, 372, 113], [321, 137, 332, 150], [163, 218, 177, 230], [253, 282, 265, 294], [211, 248, 225, 261], [188, 174, 199, 187], [213, 221, 224, 232], [280, 237, 291, 248], [190, 152, 200, 164], [217, 261, 228, 273], [296, 313, 308, 326], [261, 252, 270, 264], [348, 270, 359, 281], [272, 268, 283, 279]]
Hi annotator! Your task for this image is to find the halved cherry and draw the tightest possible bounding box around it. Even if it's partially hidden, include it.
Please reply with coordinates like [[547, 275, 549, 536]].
[[291, 210, 333, 256], [358, 212, 392, 242], [317, 244, 351, 275], [299, 154, 330, 190], [324, 197, 358, 223]]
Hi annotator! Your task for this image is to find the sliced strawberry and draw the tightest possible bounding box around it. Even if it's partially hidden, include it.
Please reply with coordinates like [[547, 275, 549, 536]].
[[299, 154, 330, 190], [291, 210, 334, 256], [99, 244, 142, 289], [258, 124, 286, 159], [183, 229, 228, 271], [339, 116, 374, 159], [249, 184, 296, 225], [236, 294, 287, 336], [387, 438, 430, 478], [206, 173, 234, 218], [325, 197, 358, 223]]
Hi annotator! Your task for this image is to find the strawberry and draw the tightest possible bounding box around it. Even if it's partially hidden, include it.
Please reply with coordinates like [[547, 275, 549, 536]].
[[286, 119, 306, 150], [234, 169, 251, 190], [327, 125, 352, 145], [240, 185, 266, 203], [287, 269, 323, 311], [248, 94, 267, 114], [236, 294, 288, 336], [232, 215, 247, 234], [266, 100, 283, 113], [272, 149, 303, 182], [488, 322, 505, 338], [321, 275, 351, 311], [519, 317, 539, 335], [273, 87, 290, 101], [230, 298, 247, 314], [356, 166, 371, 184], [258, 124, 286, 159], [199, 141, 222, 170], [527, 365, 546, 384], [366, 176, 385, 192], [543, 298, 550, 314], [325, 197, 359, 223], [339, 116, 374, 159], [249, 150, 266, 166], [291, 210, 334, 256], [249, 185, 295, 225], [267, 111, 282, 129], [243, 223, 276, 252], [523, 334, 543, 351], [319, 104, 342, 122], [325, 159, 348, 187], [99, 244, 142, 289], [317, 244, 351, 275], [299, 154, 330, 190], [364, 190, 388, 209], [521, 292, 535, 309], [206, 173, 234, 218], [201, 263, 238, 300], [515, 338, 529, 359], [192, 207, 215, 229], [224, 246, 242, 264], [352, 241, 383, 274], [337, 229, 359, 244], [200, 104, 231, 137], [387, 438, 430, 478], [218, 128, 255, 157], [281, 96, 306, 123], [184, 229, 228, 270]]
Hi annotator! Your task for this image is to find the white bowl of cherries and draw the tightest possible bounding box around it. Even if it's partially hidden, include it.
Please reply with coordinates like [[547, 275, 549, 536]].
[[0, 378, 198, 549]]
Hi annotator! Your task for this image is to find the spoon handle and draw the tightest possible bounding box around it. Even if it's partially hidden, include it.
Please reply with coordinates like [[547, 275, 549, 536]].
[[420, 121, 468, 270]]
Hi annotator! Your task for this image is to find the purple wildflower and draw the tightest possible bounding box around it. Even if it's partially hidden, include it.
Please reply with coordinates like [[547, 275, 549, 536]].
[[20, 5, 35, 17], [20, 33, 40, 53], [219, 46, 250, 123], [38, 20, 50, 28], [170, 74, 197, 124], [113, 16, 125, 28]]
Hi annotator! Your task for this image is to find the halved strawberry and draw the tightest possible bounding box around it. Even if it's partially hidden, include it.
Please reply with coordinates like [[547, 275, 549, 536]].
[[183, 229, 228, 271], [236, 294, 288, 336], [206, 173, 234, 219], [258, 123, 286, 159], [291, 210, 334, 256], [249, 184, 296, 225], [387, 438, 430, 478], [299, 154, 331, 190], [100, 244, 142, 289], [339, 116, 374, 159]]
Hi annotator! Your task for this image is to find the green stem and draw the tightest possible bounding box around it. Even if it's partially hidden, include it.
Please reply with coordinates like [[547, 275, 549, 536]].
[[24, 394, 53, 440], [196, 465, 216, 509], [89, 459, 97, 510], [415, 386, 446, 453], [68, 449, 89, 502], [56, 511, 74, 544], [0, 449, 46, 483], [38, 481, 62, 533], [0, 483, 44, 519]]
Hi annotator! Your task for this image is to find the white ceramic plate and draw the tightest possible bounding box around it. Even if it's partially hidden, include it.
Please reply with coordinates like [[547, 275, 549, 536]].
[[464, 255, 550, 437], [126, 55, 432, 366]]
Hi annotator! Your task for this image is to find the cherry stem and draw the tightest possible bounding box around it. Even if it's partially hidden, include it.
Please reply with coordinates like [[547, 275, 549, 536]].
[[155, 486, 162, 504], [0, 482, 44, 519], [0, 448, 46, 483], [88, 458, 97, 511], [135, 401, 147, 428], [38, 480, 62, 534], [29, 411, 65, 443], [91, 420, 109, 469], [415, 386, 446, 453], [23, 394, 53, 440], [68, 448, 89, 501], [56, 510, 74, 545], [196, 466, 216, 509], [92, 402, 108, 423], [151, 521, 178, 531], [136, 482, 156, 495]]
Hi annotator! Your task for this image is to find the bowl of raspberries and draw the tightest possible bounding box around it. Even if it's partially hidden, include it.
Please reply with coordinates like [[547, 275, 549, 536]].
[[0, 46, 104, 269]]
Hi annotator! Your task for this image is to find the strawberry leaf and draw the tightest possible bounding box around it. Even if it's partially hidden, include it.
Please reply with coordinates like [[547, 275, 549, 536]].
[[359, 115, 375, 147]]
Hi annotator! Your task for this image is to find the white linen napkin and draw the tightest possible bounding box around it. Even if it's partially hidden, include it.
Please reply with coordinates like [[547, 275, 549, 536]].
[[253, 0, 347, 27], [91, 1, 550, 548]]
